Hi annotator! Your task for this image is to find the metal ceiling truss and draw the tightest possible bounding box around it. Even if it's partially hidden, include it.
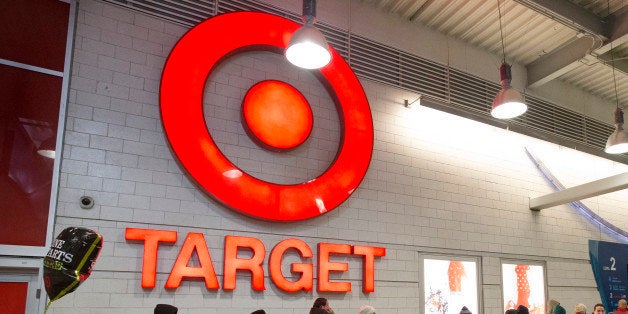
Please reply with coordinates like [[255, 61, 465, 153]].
[[516, 0, 628, 88]]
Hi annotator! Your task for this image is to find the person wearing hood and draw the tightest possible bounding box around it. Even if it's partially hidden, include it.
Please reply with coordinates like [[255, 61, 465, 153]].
[[460, 306, 472, 314], [553, 304, 567, 314]]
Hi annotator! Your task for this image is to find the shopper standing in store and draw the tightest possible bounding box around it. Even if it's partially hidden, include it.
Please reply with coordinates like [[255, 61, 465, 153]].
[[553, 304, 567, 314], [613, 300, 628, 314], [459, 306, 472, 314], [358, 305, 376, 314], [575, 303, 588, 314], [592, 303, 606, 314], [310, 297, 335, 314]]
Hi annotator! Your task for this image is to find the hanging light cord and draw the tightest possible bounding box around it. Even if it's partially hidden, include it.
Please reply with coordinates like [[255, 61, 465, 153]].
[[608, 0, 621, 110], [497, 0, 506, 63], [611, 48, 620, 109]]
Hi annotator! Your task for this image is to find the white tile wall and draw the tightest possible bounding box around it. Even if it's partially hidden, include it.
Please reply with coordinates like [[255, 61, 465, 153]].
[[48, 0, 628, 313]]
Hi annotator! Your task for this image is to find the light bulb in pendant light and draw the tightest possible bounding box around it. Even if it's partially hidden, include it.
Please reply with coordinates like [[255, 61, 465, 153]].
[[605, 107, 628, 154], [285, 0, 331, 69]]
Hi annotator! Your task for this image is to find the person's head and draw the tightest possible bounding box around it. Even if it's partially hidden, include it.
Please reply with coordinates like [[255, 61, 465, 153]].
[[359, 305, 376, 314], [460, 306, 472, 314], [553, 305, 567, 314], [505, 309, 518, 314], [154, 304, 178, 314], [593, 303, 605, 314], [619, 299, 628, 309], [313, 297, 329, 309], [251, 310, 266, 314], [548, 300, 560, 314], [575, 303, 587, 314], [518, 305, 529, 314]]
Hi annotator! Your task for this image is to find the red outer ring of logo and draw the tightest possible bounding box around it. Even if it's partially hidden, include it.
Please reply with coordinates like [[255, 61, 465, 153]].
[[160, 12, 373, 221]]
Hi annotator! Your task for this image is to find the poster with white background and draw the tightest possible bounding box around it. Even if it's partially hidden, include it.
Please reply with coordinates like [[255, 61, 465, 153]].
[[502, 263, 545, 314], [423, 259, 478, 314]]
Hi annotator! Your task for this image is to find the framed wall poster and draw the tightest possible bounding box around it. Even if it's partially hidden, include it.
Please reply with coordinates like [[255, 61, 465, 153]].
[[502, 262, 546, 314], [421, 255, 480, 314]]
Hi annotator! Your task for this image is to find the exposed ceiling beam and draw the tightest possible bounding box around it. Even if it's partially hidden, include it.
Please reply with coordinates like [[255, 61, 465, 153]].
[[529, 172, 628, 210], [527, 36, 595, 88], [609, 6, 628, 43], [526, 7, 628, 88], [513, 0, 610, 38]]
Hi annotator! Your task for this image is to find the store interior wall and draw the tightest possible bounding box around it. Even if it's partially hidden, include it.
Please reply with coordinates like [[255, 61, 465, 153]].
[[48, 0, 628, 312]]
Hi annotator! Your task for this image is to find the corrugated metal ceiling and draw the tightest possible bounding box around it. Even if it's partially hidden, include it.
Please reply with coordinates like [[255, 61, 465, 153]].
[[360, 0, 627, 109]]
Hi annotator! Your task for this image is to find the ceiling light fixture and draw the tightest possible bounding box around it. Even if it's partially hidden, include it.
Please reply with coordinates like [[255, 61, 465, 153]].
[[491, 0, 527, 119], [285, 0, 331, 69], [604, 1, 627, 154]]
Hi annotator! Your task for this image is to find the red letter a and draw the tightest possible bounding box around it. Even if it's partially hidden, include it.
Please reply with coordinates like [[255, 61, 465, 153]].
[[165, 232, 219, 289]]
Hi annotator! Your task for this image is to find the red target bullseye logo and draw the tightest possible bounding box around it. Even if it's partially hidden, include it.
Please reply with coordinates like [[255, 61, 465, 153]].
[[242, 80, 313, 151], [160, 12, 373, 221]]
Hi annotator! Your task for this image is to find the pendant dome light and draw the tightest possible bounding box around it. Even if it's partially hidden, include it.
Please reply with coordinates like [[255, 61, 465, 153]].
[[604, 0, 628, 154], [285, 0, 332, 69], [605, 108, 628, 154], [491, 0, 527, 119]]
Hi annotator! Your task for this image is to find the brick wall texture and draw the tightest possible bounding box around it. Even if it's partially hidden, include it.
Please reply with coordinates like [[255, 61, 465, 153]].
[[49, 0, 628, 313]]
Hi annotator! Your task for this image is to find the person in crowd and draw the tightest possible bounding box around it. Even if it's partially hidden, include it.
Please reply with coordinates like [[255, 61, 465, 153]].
[[614, 299, 628, 314], [310, 297, 334, 314], [553, 304, 567, 314], [518, 305, 530, 314], [575, 303, 588, 314], [358, 305, 376, 314], [505, 309, 518, 314], [592, 303, 606, 314], [251, 310, 266, 314], [154, 304, 178, 314], [460, 306, 472, 314], [548, 300, 561, 314]]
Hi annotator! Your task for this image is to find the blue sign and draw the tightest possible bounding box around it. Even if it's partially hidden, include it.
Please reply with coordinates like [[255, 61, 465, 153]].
[[589, 240, 628, 311]]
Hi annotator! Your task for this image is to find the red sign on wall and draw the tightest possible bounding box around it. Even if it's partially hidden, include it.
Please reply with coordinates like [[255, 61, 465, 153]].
[[126, 228, 385, 292], [160, 12, 373, 221]]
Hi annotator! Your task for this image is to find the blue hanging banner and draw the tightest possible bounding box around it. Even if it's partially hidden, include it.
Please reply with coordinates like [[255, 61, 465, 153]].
[[589, 240, 628, 311]]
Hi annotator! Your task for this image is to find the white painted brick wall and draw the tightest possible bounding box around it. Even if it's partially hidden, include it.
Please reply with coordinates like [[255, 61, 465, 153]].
[[49, 0, 628, 313]]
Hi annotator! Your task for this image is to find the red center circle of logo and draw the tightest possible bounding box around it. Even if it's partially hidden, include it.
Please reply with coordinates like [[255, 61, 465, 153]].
[[160, 12, 373, 221], [242, 80, 313, 151]]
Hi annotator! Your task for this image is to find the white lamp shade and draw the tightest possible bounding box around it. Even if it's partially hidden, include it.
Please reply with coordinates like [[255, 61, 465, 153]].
[[491, 87, 527, 119], [285, 25, 331, 69], [605, 125, 628, 154]]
